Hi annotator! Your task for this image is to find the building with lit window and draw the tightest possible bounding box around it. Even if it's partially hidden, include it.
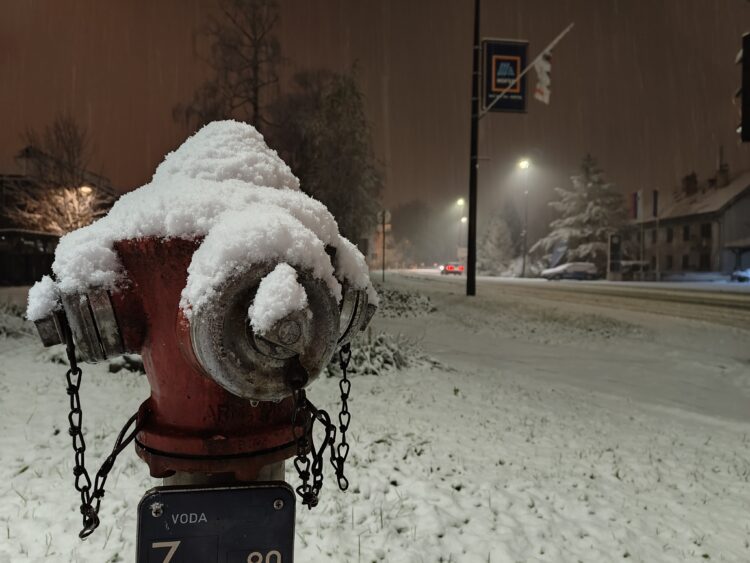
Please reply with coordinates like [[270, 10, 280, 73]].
[[625, 169, 750, 278]]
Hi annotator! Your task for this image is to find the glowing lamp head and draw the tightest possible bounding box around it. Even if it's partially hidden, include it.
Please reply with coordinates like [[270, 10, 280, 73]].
[[518, 159, 530, 170]]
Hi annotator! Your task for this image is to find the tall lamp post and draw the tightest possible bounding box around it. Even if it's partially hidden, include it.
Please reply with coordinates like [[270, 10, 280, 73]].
[[456, 198, 465, 257], [518, 158, 531, 277]]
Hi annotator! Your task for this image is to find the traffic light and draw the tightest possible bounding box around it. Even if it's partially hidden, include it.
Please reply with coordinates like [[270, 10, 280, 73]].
[[736, 33, 750, 142]]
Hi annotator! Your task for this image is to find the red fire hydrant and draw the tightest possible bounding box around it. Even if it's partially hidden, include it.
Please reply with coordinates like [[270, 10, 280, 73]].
[[29, 121, 377, 548], [35, 235, 373, 482]]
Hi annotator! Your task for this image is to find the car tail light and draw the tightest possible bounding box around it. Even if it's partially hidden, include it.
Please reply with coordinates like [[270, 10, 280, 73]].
[[447, 265, 454, 271], [458, 265, 464, 272]]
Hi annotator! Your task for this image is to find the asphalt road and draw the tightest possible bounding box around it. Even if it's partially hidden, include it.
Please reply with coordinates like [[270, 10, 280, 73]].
[[395, 269, 750, 329]]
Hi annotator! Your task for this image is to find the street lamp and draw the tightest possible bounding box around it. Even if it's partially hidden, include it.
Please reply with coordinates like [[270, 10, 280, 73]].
[[455, 199, 466, 258], [518, 158, 531, 277]]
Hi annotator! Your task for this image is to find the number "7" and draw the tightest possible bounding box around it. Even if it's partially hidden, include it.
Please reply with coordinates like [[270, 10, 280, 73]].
[[152, 540, 181, 563]]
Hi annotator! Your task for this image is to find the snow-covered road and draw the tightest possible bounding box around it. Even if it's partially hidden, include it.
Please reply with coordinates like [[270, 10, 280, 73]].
[[377, 274, 750, 422], [2, 277, 749, 562], [395, 270, 750, 329], [400, 269, 750, 295]]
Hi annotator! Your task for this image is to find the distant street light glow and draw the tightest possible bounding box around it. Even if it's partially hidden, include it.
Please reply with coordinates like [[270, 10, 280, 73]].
[[79, 185, 93, 195], [457, 197, 465, 207], [518, 158, 531, 277], [460, 216, 467, 224]]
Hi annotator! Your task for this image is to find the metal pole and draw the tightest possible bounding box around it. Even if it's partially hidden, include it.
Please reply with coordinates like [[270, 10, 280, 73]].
[[466, 0, 480, 296], [522, 181, 529, 277], [382, 211, 386, 283], [655, 215, 660, 281], [640, 221, 645, 281]]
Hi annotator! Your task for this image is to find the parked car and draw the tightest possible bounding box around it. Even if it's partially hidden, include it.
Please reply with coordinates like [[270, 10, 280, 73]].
[[540, 262, 598, 280], [731, 269, 750, 282], [439, 262, 464, 275]]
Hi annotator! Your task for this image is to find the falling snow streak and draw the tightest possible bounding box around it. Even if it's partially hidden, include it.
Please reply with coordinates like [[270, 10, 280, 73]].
[[0, 0, 749, 244]]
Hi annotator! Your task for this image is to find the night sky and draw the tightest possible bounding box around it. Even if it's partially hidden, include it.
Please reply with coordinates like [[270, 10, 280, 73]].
[[2, 0, 749, 238]]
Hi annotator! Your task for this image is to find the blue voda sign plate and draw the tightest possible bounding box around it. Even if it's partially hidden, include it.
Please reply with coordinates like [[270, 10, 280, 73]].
[[137, 483, 295, 563]]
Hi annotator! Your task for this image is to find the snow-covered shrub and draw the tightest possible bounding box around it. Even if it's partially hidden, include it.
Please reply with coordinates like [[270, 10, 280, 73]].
[[37, 345, 144, 375], [478, 212, 516, 275], [108, 354, 145, 374], [479, 255, 545, 278], [326, 330, 430, 377], [0, 302, 34, 337], [37, 345, 76, 365], [374, 285, 436, 318]]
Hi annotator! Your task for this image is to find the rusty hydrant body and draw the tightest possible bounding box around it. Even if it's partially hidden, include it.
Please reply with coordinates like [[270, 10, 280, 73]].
[[35, 234, 373, 481], [117, 238, 299, 480]]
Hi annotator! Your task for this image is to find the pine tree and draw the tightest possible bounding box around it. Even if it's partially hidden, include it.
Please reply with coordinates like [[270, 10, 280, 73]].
[[531, 154, 626, 271], [477, 211, 515, 275]]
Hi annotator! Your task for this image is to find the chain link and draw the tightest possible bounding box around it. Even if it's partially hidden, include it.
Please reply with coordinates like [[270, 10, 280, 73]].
[[334, 344, 352, 490], [62, 322, 141, 539], [292, 342, 353, 508]]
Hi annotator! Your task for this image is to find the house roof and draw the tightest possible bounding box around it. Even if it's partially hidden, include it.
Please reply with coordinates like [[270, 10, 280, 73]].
[[659, 171, 750, 221]]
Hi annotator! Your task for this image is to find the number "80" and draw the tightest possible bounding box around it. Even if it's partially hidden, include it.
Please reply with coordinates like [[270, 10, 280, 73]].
[[248, 551, 282, 563]]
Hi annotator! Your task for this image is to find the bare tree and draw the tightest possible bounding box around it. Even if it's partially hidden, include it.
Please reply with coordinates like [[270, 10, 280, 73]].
[[22, 113, 91, 188], [174, 0, 281, 131], [5, 113, 112, 235], [270, 69, 383, 245]]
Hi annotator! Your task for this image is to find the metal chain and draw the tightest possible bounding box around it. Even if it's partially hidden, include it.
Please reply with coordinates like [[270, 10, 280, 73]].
[[333, 343, 352, 490], [291, 342, 353, 508], [62, 323, 141, 539], [291, 389, 314, 506]]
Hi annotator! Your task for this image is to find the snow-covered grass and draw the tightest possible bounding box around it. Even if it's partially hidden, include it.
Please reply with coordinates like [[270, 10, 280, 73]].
[[301, 364, 750, 563], [0, 301, 34, 338], [2, 276, 749, 562]]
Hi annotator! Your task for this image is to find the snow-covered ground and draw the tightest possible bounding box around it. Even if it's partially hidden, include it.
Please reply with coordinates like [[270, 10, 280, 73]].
[[2, 277, 750, 562]]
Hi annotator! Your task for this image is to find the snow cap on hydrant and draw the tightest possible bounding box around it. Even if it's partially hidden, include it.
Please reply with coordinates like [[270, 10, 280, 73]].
[[27, 120, 377, 480]]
